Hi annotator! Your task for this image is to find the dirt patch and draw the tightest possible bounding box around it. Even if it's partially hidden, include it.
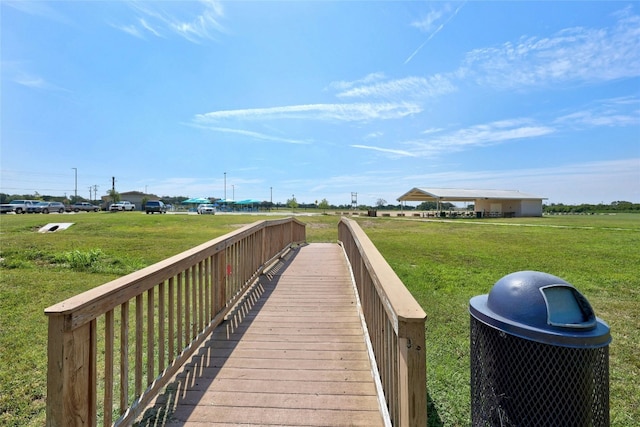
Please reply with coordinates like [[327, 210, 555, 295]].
[[307, 222, 331, 229]]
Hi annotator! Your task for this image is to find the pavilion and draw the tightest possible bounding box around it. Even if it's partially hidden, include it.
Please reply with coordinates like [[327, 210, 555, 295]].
[[397, 187, 546, 217]]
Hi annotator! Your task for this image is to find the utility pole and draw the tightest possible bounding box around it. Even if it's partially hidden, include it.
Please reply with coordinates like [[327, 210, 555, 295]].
[[224, 172, 227, 200], [88, 186, 93, 201], [72, 168, 77, 202]]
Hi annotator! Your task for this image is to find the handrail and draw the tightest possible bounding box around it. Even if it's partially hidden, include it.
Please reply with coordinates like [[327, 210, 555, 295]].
[[338, 217, 427, 427], [45, 217, 306, 427]]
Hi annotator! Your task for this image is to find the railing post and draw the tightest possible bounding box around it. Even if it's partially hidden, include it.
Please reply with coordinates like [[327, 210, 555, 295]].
[[398, 320, 427, 427], [46, 314, 96, 427]]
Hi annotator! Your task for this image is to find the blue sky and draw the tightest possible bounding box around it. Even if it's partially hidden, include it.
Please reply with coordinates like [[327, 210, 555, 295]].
[[2, 1, 639, 206]]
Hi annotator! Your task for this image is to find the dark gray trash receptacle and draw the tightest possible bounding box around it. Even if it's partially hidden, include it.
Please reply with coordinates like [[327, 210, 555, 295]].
[[469, 271, 611, 427]]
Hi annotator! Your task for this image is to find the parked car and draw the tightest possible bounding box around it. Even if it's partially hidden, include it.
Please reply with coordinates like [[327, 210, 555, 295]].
[[197, 204, 216, 214], [145, 200, 166, 214], [27, 201, 67, 214], [0, 200, 40, 214], [109, 201, 135, 211], [71, 202, 100, 212]]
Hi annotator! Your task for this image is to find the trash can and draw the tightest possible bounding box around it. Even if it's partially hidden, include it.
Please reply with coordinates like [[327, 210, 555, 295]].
[[469, 271, 611, 427]]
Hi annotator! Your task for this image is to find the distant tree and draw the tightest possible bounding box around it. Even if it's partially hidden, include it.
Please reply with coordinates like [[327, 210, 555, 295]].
[[376, 198, 387, 208], [417, 201, 438, 210], [287, 196, 298, 210], [318, 198, 330, 211], [108, 189, 120, 204]]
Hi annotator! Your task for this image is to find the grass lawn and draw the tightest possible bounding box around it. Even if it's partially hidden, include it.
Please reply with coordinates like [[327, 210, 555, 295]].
[[0, 212, 638, 426]]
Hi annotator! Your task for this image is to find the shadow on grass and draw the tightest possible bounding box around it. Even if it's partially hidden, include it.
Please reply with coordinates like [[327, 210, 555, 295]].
[[428, 392, 444, 427]]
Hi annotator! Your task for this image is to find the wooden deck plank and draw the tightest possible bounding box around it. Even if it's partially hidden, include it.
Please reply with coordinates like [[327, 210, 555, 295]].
[[138, 243, 385, 426]]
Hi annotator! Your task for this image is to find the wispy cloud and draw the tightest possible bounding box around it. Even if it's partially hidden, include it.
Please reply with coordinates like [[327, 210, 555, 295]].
[[139, 18, 162, 37], [346, 118, 554, 160], [459, 7, 640, 88], [336, 74, 456, 99], [405, 1, 467, 64], [350, 145, 417, 158], [404, 119, 554, 156], [4, 0, 70, 23], [13, 72, 69, 92], [195, 102, 422, 123], [555, 96, 640, 128], [118, 0, 225, 42], [113, 23, 143, 38], [364, 131, 384, 139], [326, 72, 386, 92], [192, 125, 311, 145]]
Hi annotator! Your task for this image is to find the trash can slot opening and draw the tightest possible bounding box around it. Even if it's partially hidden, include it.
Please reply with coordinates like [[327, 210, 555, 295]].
[[540, 285, 596, 329]]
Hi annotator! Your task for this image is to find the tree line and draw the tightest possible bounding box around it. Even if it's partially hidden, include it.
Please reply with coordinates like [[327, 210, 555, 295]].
[[1, 192, 638, 213]]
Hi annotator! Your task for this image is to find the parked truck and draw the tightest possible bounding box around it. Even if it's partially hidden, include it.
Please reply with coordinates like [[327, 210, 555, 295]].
[[0, 200, 40, 214]]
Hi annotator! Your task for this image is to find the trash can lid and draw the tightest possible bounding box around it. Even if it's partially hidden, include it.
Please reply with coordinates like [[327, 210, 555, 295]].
[[469, 271, 611, 348]]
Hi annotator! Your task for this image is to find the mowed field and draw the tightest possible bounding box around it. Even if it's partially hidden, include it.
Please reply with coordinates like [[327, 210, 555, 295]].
[[0, 211, 638, 426]]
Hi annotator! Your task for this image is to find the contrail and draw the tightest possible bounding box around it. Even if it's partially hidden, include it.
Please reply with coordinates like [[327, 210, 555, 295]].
[[404, 1, 467, 65]]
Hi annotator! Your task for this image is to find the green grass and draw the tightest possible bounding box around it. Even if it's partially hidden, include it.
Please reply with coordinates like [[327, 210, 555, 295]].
[[0, 212, 638, 426], [357, 214, 640, 426]]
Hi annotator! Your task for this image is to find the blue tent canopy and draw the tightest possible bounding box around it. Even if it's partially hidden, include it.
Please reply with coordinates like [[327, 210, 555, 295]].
[[236, 199, 262, 205], [181, 197, 210, 204]]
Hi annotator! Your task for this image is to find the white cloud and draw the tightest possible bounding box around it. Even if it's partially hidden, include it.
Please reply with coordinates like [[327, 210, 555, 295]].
[[139, 18, 162, 37], [13, 72, 69, 92], [193, 125, 311, 145], [344, 119, 555, 160], [364, 131, 384, 139], [194, 102, 422, 123], [410, 7, 448, 33], [113, 23, 143, 38], [405, 1, 467, 64], [4, 0, 70, 23], [407, 119, 555, 157], [120, 0, 225, 42], [336, 74, 456, 99], [350, 145, 417, 158], [459, 9, 640, 88], [327, 72, 386, 92], [555, 96, 640, 128]]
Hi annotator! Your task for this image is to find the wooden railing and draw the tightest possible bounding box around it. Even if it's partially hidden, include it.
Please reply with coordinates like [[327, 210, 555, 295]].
[[45, 217, 306, 427], [338, 217, 427, 427]]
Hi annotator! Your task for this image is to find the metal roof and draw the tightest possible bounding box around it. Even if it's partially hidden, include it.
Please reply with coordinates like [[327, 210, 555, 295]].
[[397, 187, 546, 202]]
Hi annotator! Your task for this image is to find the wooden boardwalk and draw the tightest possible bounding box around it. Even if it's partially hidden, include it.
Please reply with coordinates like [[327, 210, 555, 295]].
[[138, 243, 387, 426]]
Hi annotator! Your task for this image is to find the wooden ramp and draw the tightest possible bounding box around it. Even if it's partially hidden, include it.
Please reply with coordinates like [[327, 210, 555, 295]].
[[137, 243, 386, 426]]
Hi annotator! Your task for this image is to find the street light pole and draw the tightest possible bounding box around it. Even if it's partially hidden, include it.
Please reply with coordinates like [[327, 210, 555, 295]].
[[72, 168, 77, 202], [224, 172, 227, 200]]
